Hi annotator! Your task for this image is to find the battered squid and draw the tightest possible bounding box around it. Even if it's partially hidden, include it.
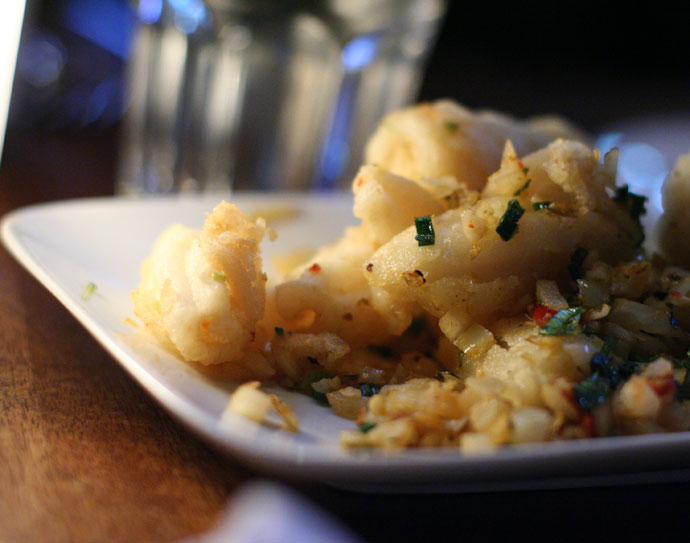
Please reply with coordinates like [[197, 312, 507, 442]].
[[132, 201, 275, 378], [365, 100, 589, 191], [363, 139, 643, 327]]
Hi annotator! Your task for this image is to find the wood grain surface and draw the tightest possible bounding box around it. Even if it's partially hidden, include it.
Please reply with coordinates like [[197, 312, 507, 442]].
[[0, 130, 251, 542]]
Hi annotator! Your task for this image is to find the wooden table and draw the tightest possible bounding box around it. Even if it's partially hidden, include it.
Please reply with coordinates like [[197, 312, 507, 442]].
[[2, 126, 690, 543]]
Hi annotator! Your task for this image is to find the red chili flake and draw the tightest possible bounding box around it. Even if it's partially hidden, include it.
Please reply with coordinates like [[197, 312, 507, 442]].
[[670, 290, 683, 299], [648, 375, 676, 398], [366, 263, 374, 272], [517, 160, 526, 170], [308, 263, 321, 274], [201, 320, 210, 330], [355, 176, 364, 188], [468, 223, 475, 229], [581, 413, 596, 437], [250, 330, 256, 342], [531, 304, 558, 327]]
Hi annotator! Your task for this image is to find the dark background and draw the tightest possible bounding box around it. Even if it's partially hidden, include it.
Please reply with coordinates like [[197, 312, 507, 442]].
[[4, 0, 689, 202], [424, 2, 690, 131]]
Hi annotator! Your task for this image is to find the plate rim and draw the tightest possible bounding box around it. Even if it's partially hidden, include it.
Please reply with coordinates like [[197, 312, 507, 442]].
[[4, 193, 690, 491]]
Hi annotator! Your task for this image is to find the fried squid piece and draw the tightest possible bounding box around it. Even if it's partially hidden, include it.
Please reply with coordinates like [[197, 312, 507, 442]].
[[656, 151, 690, 269], [365, 100, 588, 191], [270, 226, 412, 347], [352, 164, 449, 246], [364, 139, 642, 328], [132, 201, 274, 377]]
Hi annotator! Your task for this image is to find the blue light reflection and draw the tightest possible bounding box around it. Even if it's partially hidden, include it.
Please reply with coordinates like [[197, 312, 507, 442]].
[[59, 0, 135, 58], [168, 0, 209, 34], [138, 0, 164, 24], [596, 132, 668, 227], [341, 35, 379, 71]]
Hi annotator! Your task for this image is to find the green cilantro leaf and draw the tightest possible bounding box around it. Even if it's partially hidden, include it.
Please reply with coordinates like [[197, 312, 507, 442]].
[[573, 372, 611, 411], [532, 201, 552, 211], [539, 307, 583, 335], [513, 178, 531, 196], [359, 422, 377, 433], [414, 215, 435, 246], [496, 199, 525, 241], [359, 383, 382, 397]]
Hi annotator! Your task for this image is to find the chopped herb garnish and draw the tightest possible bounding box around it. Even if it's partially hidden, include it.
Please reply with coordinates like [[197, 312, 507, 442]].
[[359, 383, 382, 397], [532, 201, 552, 211], [539, 307, 583, 335], [444, 121, 459, 133], [589, 352, 620, 389], [81, 282, 97, 301], [457, 350, 465, 367], [513, 178, 531, 196], [414, 215, 435, 246], [573, 373, 611, 411], [573, 344, 624, 411], [676, 371, 690, 402], [496, 199, 524, 241], [211, 271, 226, 282], [630, 196, 647, 221], [612, 185, 628, 201], [311, 389, 329, 404], [613, 185, 647, 221], [274, 327, 284, 336], [359, 422, 377, 433], [568, 247, 589, 280]]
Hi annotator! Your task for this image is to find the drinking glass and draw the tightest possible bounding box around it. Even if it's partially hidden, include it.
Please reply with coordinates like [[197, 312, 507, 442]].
[[116, 0, 447, 194]]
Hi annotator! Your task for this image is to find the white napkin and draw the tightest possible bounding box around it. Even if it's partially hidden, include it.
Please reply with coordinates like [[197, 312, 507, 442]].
[[183, 481, 363, 543]]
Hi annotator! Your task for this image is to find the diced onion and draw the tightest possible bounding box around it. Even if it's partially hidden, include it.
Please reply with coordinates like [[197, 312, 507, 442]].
[[228, 381, 272, 423], [439, 308, 496, 359], [460, 432, 496, 454], [509, 407, 553, 443], [577, 278, 609, 309], [327, 387, 367, 420], [536, 280, 568, 310], [607, 298, 680, 337]]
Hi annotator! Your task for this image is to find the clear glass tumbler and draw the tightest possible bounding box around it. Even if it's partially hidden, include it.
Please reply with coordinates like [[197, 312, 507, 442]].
[[117, 0, 447, 194]]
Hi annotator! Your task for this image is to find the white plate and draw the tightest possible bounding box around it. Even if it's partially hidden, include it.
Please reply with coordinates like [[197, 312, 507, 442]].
[[3, 192, 690, 492]]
